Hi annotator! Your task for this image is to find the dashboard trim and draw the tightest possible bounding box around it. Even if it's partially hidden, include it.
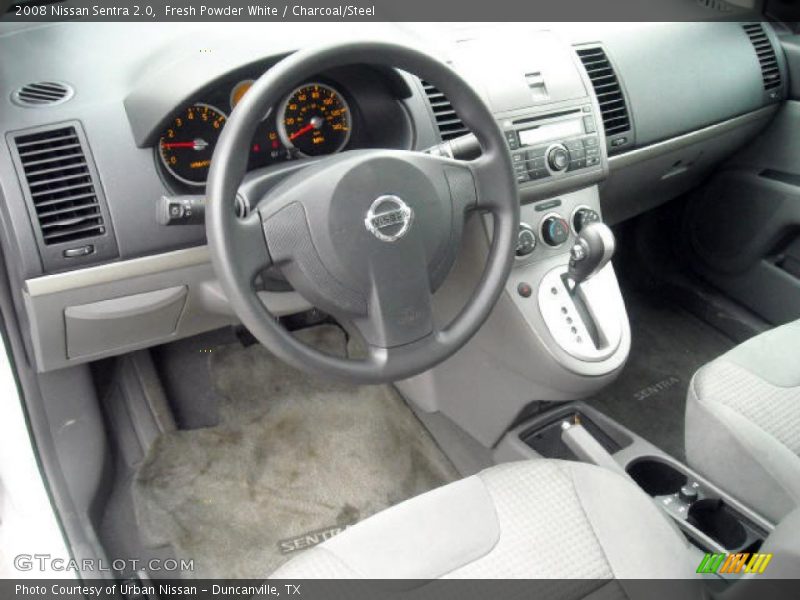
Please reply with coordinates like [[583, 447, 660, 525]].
[[608, 106, 778, 170], [25, 245, 210, 297]]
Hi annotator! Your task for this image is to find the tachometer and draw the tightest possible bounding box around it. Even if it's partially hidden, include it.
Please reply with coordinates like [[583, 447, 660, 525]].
[[278, 83, 351, 157], [158, 103, 227, 186]]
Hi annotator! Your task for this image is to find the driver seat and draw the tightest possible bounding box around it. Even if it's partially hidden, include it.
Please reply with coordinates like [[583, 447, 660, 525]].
[[271, 459, 696, 579]]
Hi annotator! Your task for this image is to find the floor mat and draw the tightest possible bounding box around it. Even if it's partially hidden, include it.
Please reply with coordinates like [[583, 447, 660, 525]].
[[587, 290, 734, 462], [133, 325, 458, 578]]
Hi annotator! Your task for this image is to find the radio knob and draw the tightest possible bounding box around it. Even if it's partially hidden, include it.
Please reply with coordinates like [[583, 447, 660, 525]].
[[547, 144, 570, 172]]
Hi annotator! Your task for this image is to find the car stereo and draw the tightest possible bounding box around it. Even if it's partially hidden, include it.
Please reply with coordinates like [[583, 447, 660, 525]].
[[501, 104, 602, 185]]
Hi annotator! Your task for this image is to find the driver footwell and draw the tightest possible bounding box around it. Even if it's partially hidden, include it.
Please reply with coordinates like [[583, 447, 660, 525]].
[[133, 325, 458, 578]]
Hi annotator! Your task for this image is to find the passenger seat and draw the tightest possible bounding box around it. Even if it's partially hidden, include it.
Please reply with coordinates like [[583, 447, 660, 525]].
[[685, 319, 800, 523]]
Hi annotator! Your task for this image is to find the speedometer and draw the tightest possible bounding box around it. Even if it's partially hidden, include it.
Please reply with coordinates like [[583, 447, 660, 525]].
[[158, 103, 227, 186], [278, 83, 351, 157]]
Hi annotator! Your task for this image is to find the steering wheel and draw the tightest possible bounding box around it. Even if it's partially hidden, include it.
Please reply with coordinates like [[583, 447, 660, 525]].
[[206, 41, 519, 384]]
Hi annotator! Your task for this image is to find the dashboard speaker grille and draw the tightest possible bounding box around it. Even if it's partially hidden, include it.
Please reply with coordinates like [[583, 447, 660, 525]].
[[420, 80, 469, 141], [576, 46, 631, 138], [11, 81, 73, 107], [11, 125, 107, 246], [743, 23, 781, 91]]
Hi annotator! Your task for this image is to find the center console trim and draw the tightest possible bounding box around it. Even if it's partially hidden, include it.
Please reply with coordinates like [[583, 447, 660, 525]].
[[495, 401, 776, 558]]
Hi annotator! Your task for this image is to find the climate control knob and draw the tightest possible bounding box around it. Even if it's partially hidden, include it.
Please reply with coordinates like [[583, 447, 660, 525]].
[[547, 144, 570, 172], [572, 207, 601, 234], [516, 223, 537, 257], [541, 214, 570, 247]]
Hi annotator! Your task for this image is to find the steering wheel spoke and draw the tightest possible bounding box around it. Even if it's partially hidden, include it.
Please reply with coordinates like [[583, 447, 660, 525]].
[[229, 210, 273, 284], [424, 153, 504, 214], [469, 154, 510, 213]]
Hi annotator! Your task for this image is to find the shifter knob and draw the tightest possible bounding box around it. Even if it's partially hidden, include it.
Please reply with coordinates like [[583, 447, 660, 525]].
[[567, 222, 616, 285]]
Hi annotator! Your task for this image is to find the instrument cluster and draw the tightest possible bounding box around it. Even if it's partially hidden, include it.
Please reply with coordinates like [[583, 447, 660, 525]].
[[156, 78, 353, 188]]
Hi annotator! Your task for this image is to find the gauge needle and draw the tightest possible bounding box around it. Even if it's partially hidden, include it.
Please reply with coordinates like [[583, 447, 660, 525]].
[[162, 139, 209, 150], [289, 117, 324, 141]]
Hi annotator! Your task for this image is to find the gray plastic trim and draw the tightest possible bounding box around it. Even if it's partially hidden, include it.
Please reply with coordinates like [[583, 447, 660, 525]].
[[25, 246, 210, 297], [608, 105, 778, 170]]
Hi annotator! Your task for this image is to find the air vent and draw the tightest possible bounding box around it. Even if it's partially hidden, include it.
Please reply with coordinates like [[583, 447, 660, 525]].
[[576, 47, 631, 138], [743, 23, 781, 91], [696, 0, 736, 12], [11, 125, 106, 246], [11, 82, 73, 107], [420, 80, 469, 141]]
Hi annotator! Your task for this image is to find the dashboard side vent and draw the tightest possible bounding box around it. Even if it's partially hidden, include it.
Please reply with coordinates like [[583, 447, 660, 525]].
[[743, 23, 781, 91], [420, 80, 469, 141], [11, 81, 74, 107], [8, 122, 118, 271], [576, 46, 631, 139]]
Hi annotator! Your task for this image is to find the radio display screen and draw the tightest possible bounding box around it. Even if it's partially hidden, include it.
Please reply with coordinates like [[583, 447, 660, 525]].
[[518, 119, 583, 146]]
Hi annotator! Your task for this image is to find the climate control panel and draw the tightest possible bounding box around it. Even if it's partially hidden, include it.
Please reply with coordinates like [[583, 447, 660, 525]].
[[510, 187, 604, 266]]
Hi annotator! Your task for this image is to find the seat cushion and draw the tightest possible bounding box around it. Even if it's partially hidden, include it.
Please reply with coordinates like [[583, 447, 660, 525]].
[[685, 319, 800, 523], [271, 459, 695, 580]]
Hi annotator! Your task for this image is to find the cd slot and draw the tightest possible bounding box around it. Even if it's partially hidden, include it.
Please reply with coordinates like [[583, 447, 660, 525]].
[[513, 108, 582, 126]]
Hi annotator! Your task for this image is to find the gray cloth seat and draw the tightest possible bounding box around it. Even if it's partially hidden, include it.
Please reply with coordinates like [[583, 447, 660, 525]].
[[271, 459, 695, 580], [685, 319, 800, 523]]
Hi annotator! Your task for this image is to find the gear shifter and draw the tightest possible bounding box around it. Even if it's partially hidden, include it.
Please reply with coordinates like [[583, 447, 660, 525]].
[[567, 222, 616, 286]]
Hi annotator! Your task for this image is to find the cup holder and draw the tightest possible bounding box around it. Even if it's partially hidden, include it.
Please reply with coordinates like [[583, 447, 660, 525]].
[[626, 458, 687, 496], [688, 499, 748, 549], [624, 457, 766, 552]]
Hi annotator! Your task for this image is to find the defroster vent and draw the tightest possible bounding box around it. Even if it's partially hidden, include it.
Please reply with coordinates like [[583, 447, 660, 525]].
[[11, 82, 74, 107]]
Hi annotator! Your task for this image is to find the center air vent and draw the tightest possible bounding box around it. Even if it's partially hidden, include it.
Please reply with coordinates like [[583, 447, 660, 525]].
[[420, 80, 469, 141], [743, 23, 781, 92], [576, 46, 632, 147], [11, 82, 74, 107], [9, 122, 118, 271]]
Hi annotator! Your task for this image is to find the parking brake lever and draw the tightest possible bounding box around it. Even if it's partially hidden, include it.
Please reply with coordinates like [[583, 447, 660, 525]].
[[561, 418, 626, 476]]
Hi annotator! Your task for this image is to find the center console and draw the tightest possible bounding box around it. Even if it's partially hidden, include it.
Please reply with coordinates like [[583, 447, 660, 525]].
[[399, 29, 631, 447], [458, 28, 629, 376], [504, 186, 629, 377], [496, 402, 775, 575]]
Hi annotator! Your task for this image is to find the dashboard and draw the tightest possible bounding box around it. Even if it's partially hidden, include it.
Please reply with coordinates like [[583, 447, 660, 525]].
[[0, 21, 789, 372]]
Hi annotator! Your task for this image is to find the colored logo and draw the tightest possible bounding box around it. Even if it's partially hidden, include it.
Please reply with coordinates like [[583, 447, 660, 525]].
[[696, 552, 772, 575]]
